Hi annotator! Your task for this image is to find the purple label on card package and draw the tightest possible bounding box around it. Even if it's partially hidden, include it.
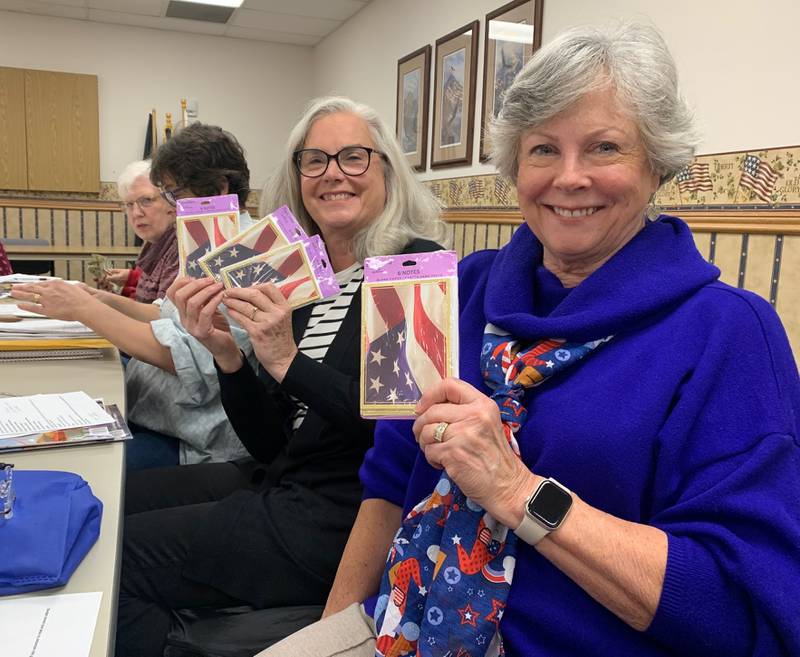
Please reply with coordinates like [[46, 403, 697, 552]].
[[306, 235, 339, 299], [176, 194, 239, 216], [364, 250, 457, 282], [269, 205, 307, 242]]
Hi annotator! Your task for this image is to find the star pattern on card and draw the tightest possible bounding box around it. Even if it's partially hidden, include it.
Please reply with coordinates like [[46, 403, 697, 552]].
[[229, 246, 239, 257], [387, 388, 398, 402], [371, 349, 386, 365], [458, 602, 480, 627], [370, 377, 383, 393], [214, 256, 224, 267]]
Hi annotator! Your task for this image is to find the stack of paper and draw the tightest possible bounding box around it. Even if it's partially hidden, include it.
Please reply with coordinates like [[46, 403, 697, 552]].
[[0, 305, 99, 339]]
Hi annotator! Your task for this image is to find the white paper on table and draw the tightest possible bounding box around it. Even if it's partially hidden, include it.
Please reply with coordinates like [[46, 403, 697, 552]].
[[0, 304, 47, 319], [0, 591, 102, 657], [0, 391, 114, 438]]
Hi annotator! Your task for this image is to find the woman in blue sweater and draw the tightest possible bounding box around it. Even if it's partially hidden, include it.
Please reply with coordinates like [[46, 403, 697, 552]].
[[261, 22, 800, 657]]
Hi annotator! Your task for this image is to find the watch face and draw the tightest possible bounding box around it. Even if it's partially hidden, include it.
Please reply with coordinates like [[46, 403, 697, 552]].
[[528, 480, 572, 529]]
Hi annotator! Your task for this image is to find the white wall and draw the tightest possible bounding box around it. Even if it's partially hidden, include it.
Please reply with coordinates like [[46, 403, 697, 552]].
[[314, 0, 800, 181], [0, 11, 314, 189]]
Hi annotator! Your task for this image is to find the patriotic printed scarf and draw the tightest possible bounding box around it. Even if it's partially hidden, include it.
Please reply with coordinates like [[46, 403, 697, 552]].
[[374, 323, 610, 657]]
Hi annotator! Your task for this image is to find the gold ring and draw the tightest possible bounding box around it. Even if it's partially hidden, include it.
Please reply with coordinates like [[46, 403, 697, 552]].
[[250, 305, 258, 321], [433, 421, 449, 443], [32, 293, 41, 304]]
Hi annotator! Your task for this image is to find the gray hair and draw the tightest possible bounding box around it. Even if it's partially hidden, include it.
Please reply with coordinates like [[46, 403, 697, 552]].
[[261, 96, 448, 261], [117, 160, 153, 200], [490, 22, 700, 185]]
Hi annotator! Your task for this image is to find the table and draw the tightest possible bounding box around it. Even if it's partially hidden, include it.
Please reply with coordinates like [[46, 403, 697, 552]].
[[0, 348, 125, 657]]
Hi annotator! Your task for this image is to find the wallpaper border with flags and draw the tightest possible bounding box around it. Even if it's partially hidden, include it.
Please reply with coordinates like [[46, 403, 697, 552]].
[[422, 144, 800, 213]]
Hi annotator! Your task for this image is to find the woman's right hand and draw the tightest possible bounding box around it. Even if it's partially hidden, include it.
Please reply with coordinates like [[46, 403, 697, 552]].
[[167, 277, 243, 372], [95, 268, 130, 291]]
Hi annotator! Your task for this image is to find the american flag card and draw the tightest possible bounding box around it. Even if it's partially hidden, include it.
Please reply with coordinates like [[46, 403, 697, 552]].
[[219, 236, 339, 309], [198, 205, 307, 280], [175, 195, 240, 277], [360, 250, 458, 419]]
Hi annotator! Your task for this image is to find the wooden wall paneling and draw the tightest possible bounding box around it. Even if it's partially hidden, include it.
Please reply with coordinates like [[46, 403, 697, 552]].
[[24, 70, 100, 193], [713, 233, 742, 287], [486, 223, 499, 250], [692, 232, 712, 261], [742, 234, 774, 301], [21, 207, 36, 238], [3, 206, 21, 238], [474, 222, 488, 253], [775, 235, 800, 357], [452, 222, 465, 258], [0, 67, 28, 189], [462, 222, 476, 257], [98, 210, 112, 247], [112, 210, 128, 247]]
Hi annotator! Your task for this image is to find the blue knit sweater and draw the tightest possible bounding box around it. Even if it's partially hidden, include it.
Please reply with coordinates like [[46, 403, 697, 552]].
[[360, 216, 800, 656]]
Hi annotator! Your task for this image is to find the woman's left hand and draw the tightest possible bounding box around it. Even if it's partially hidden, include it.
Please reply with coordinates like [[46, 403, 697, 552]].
[[223, 283, 298, 383], [413, 377, 536, 525], [11, 280, 96, 321]]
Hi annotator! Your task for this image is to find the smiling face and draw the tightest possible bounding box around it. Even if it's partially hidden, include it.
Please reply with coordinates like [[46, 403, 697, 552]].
[[123, 175, 176, 243], [299, 112, 387, 244], [515, 87, 660, 285]]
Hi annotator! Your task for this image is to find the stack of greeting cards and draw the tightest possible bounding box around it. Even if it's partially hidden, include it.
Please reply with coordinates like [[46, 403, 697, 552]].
[[360, 250, 459, 418], [176, 198, 339, 309]]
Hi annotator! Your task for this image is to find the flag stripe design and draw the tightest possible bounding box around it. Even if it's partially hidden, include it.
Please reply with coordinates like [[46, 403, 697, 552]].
[[364, 281, 450, 407], [199, 220, 283, 280], [676, 162, 713, 193], [739, 154, 779, 203], [223, 245, 320, 308], [180, 215, 238, 276]]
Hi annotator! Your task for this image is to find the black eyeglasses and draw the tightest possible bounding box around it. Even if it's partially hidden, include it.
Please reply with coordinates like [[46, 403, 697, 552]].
[[293, 146, 383, 178], [159, 186, 187, 206]]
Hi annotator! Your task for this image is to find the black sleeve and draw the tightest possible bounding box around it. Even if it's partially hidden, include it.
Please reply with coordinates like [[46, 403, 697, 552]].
[[216, 356, 294, 464], [279, 350, 363, 431]]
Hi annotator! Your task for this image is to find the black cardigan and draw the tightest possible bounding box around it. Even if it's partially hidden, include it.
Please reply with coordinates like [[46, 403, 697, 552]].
[[184, 238, 443, 606]]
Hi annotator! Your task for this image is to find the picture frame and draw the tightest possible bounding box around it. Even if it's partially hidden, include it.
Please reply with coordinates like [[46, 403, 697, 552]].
[[480, 0, 543, 161], [431, 20, 480, 168], [396, 45, 431, 172]]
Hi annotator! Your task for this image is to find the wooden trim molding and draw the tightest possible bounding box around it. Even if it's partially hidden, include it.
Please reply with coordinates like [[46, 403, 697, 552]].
[[442, 209, 800, 235], [0, 196, 121, 212]]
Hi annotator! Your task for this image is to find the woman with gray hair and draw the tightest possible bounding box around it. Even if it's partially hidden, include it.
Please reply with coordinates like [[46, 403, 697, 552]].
[[95, 159, 179, 301], [260, 22, 800, 657], [114, 96, 448, 657]]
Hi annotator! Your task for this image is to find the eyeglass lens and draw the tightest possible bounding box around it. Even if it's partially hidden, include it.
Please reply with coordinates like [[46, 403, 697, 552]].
[[297, 147, 372, 177]]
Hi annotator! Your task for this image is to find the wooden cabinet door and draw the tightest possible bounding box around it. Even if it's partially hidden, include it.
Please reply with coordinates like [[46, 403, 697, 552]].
[[0, 67, 28, 190], [25, 70, 100, 193]]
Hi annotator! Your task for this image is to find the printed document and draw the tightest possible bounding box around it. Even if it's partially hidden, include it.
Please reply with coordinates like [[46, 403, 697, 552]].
[[0, 392, 113, 439]]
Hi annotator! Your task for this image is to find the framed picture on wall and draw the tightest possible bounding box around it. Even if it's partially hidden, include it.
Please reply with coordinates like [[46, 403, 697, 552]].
[[396, 45, 431, 172], [480, 0, 544, 161], [431, 21, 480, 168]]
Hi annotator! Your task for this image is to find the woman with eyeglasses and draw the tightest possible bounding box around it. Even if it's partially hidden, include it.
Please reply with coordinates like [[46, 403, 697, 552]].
[[12, 124, 255, 469], [95, 160, 179, 302], [113, 96, 449, 657]]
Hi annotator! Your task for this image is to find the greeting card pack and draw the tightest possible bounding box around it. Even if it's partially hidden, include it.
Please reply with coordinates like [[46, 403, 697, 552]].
[[220, 235, 339, 309], [360, 250, 459, 419], [197, 205, 307, 281], [175, 195, 240, 277]]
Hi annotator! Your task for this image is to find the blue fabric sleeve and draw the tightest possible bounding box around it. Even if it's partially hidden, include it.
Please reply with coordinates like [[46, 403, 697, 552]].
[[359, 419, 418, 506]]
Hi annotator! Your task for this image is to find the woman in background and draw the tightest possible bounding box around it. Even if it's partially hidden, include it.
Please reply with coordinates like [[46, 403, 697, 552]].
[[95, 160, 178, 303]]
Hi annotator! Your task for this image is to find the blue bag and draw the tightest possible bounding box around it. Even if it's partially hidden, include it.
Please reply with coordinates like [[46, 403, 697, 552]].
[[0, 470, 102, 595]]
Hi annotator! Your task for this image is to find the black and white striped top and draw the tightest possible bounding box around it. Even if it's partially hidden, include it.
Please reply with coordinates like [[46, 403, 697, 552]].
[[291, 262, 364, 430]]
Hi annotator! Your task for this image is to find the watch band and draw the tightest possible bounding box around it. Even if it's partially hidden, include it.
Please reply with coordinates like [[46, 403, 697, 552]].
[[514, 477, 573, 546]]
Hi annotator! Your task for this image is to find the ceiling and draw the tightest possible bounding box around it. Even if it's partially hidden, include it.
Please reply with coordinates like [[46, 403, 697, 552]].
[[0, 0, 373, 46]]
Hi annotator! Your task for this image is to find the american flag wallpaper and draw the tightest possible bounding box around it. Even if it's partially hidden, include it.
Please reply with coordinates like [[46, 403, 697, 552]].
[[176, 213, 240, 277], [198, 217, 286, 281], [361, 279, 457, 418], [220, 242, 320, 308]]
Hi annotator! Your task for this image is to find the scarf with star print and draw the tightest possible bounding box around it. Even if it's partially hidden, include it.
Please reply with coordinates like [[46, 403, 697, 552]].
[[372, 323, 611, 657]]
